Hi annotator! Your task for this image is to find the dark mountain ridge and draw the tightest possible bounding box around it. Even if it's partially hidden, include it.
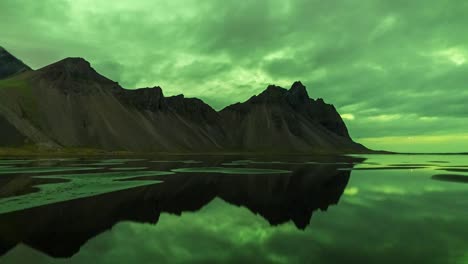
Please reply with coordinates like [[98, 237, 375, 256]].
[[0, 47, 31, 80], [220, 81, 362, 152], [0, 47, 368, 153]]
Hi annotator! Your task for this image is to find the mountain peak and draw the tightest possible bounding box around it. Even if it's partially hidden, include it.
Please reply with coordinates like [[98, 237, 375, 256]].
[[290, 81, 307, 93], [289, 81, 308, 96], [265, 84, 286, 91], [288, 81, 309, 106], [51, 57, 92, 71], [243, 85, 286, 104], [0, 46, 32, 79], [246, 83, 312, 105], [37, 57, 115, 86], [259, 84, 287, 96], [60, 57, 91, 65], [39, 57, 92, 73]]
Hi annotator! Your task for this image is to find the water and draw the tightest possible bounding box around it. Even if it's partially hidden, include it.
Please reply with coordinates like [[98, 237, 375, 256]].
[[0, 154, 467, 263]]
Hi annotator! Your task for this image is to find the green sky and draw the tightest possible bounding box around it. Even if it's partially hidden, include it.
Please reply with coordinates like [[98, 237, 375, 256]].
[[1, 0, 467, 152]]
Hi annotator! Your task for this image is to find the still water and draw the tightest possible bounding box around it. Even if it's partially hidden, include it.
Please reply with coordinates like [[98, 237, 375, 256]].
[[0, 154, 467, 263]]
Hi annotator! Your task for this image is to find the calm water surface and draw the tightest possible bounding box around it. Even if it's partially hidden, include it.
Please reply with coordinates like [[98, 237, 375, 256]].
[[0, 154, 467, 263]]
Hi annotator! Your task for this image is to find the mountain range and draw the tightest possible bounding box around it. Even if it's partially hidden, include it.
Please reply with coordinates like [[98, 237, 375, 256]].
[[0, 47, 368, 153]]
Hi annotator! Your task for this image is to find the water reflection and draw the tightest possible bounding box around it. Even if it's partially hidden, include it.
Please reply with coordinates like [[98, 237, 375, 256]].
[[432, 174, 468, 184], [0, 155, 362, 258]]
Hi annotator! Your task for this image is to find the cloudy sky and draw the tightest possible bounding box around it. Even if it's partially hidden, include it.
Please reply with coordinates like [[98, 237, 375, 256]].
[[1, 0, 467, 152]]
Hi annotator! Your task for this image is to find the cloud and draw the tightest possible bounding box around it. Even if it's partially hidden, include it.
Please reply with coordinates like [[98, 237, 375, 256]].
[[1, 0, 467, 152], [340, 114, 355, 121]]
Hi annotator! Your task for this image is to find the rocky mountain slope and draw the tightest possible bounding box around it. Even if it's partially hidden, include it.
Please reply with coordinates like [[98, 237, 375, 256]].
[[0, 47, 31, 80], [0, 47, 368, 153], [220, 81, 364, 152]]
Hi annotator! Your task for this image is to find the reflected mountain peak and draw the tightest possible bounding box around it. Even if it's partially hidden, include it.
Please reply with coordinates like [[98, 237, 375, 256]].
[[0, 156, 361, 258]]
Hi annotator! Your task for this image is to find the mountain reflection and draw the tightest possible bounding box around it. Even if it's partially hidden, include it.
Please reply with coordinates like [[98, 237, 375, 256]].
[[0, 156, 362, 258]]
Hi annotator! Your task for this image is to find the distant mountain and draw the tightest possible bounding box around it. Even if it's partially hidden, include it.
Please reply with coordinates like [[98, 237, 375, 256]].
[[0, 48, 368, 153], [0, 47, 31, 80], [0, 57, 226, 151], [220, 81, 365, 152]]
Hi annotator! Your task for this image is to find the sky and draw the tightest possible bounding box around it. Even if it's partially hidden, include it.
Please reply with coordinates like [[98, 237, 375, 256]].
[[1, 0, 467, 153]]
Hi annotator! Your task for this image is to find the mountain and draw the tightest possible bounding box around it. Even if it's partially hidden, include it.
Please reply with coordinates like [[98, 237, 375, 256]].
[[0, 57, 226, 151], [0, 47, 31, 80], [0, 48, 368, 153], [220, 81, 365, 152]]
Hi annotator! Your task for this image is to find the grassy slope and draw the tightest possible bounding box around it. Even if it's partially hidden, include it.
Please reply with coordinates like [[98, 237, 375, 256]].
[[0, 76, 37, 113]]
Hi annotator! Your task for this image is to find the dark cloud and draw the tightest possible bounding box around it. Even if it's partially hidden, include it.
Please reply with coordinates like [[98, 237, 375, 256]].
[[1, 0, 467, 151]]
